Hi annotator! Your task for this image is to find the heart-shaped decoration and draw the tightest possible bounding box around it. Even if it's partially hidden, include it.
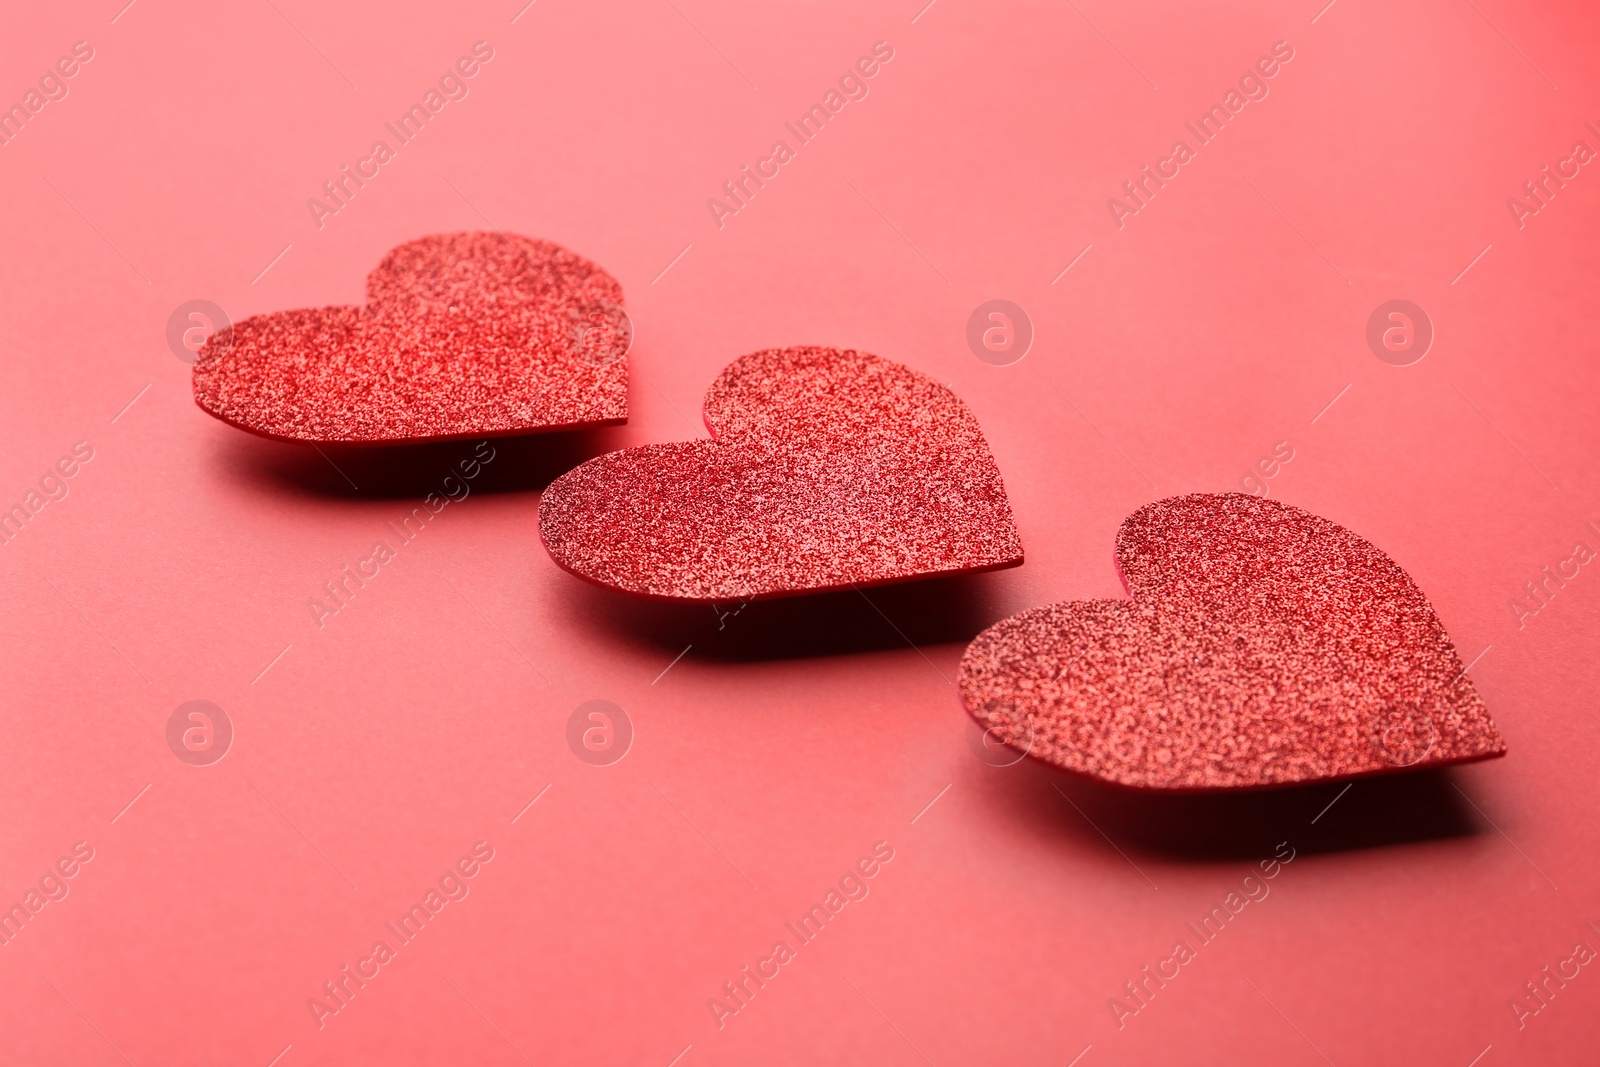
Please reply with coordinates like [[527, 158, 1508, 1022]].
[[959, 493, 1505, 790], [192, 232, 628, 444], [539, 346, 1023, 601]]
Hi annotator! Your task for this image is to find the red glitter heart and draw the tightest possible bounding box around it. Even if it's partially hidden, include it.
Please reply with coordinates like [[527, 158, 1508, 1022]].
[[959, 493, 1506, 791], [192, 232, 628, 444], [539, 346, 1023, 601]]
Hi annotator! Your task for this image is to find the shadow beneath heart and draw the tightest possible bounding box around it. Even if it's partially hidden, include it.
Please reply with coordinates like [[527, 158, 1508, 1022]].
[[210, 426, 630, 501], [981, 756, 1484, 862], [559, 569, 1024, 663]]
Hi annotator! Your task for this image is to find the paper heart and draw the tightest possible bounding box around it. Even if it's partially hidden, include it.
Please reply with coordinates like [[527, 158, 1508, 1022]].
[[959, 493, 1505, 790], [539, 346, 1023, 601], [192, 232, 628, 444]]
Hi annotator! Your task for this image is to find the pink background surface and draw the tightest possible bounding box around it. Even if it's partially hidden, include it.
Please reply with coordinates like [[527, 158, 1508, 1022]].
[[2, 0, 1599, 1063]]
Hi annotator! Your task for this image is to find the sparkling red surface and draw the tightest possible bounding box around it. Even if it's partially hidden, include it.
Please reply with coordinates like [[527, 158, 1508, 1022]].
[[959, 493, 1506, 790], [539, 346, 1024, 601], [191, 231, 627, 444]]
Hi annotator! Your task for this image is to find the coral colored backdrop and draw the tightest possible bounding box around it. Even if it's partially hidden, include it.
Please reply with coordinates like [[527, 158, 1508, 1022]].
[[2, 1, 1598, 1064]]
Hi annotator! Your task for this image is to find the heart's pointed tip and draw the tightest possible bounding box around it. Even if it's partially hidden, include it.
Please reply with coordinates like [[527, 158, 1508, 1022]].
[[1473, 734, 1510, 761]]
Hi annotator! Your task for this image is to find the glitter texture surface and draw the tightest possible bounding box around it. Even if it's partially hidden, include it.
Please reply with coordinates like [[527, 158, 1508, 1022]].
[[192, 232, 627, 444], [958, 493, 1505, 791], [539, 346, 1024, 601]]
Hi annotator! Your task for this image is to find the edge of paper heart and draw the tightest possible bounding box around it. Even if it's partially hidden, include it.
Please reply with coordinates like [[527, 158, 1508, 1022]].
[[536, 497, 1024, 603], [955, 673, 1507, 796], [192, 391, 627, 448]]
